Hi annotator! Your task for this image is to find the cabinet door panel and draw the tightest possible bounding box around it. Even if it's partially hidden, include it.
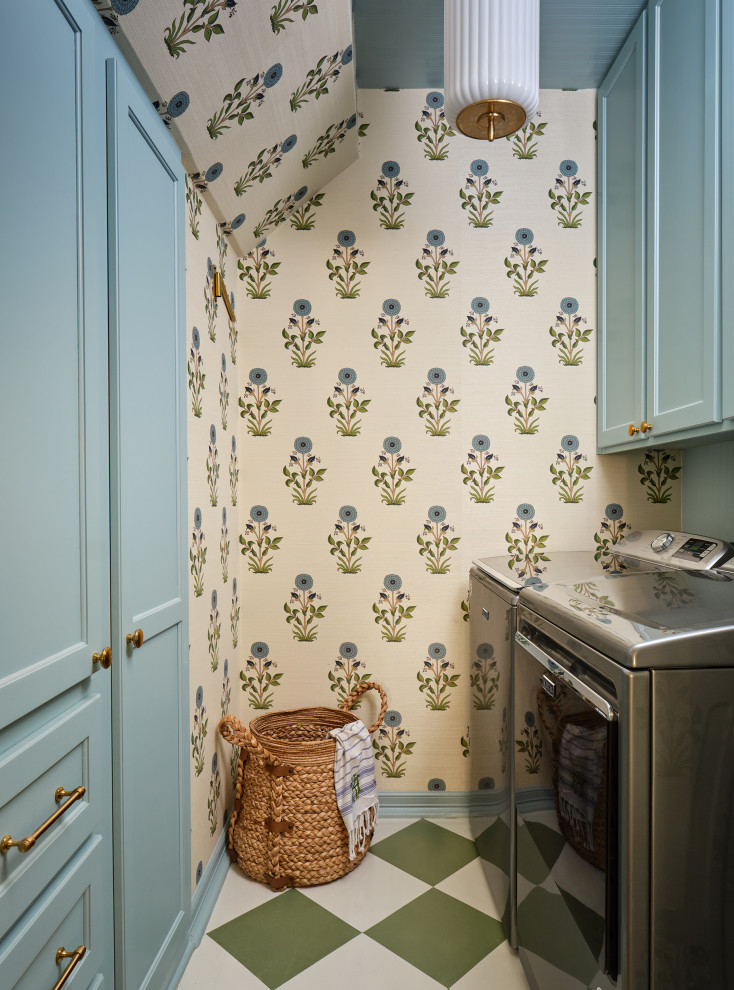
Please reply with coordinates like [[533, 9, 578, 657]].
[[0, 0, 110, 725], [647, 0, 720, 435], [597, 12, 647, 449], [106, 57, 189, 990], [722, 0, 734, 419]]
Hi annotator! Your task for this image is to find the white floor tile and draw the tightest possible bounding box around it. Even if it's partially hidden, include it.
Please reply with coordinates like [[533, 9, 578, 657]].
[[451, 940, 530, 990], [279, 934, 445, 990], [205, 864, 285, 931], [425, 816, 479, 841], [370, 815, 415, 842], [177, 933, 268, 989], [435, 858, 502, 918], [299, 851, 430, 929], [551, 844, 605, 916]]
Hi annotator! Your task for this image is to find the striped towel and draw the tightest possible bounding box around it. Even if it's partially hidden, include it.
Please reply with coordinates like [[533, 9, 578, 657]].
[[329, 721, 379, 861]]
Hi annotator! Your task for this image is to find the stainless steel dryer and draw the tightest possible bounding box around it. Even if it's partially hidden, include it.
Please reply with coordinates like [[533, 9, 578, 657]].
[[512, 531, 734, 990]]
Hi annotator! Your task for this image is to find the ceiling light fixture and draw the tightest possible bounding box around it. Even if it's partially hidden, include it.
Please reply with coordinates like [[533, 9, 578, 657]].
[[444, 0, 539, 142]]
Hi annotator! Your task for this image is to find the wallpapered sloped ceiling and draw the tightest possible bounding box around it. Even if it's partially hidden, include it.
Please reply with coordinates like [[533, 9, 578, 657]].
[[93, 0, 359, 257]]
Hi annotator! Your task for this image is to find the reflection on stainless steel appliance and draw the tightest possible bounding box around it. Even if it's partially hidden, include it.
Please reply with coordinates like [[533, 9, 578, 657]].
[[513, 532, 734, 990], [470, 529, 731, 952]]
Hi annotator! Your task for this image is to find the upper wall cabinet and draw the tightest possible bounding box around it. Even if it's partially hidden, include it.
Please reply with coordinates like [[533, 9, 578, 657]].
[[598, 0, 727, 452]]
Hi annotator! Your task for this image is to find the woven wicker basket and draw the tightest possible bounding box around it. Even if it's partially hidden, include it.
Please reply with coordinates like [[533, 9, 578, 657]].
[[218, 681, 387, 891]]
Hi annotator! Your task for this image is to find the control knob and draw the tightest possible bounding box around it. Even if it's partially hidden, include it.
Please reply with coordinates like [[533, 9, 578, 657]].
[[650, 532, 674, 553]]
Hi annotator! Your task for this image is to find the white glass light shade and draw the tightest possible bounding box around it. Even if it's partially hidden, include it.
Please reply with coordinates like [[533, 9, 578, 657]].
[[444, 0, 539, 139]]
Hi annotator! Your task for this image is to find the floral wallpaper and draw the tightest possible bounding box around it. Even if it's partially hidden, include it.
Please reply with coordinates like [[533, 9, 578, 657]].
[[93, 0, 360, 258], [187, 88, 682, 884], [186, 196, 240, 890]]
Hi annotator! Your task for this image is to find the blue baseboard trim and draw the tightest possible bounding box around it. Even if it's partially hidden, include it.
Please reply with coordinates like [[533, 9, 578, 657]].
[[166, 830, 230, 990], [379, 789, 508, 818]]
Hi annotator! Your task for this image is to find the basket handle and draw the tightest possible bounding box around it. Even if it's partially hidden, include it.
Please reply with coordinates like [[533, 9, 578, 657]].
[[218, 714, 279, 765], [339, 681, 388, 734]]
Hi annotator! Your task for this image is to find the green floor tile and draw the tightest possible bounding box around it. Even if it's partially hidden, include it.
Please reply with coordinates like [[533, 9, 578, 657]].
[[525, 819, 566, 872], [476, 816, 510, 869], [516, 822, 550, 885], [208, 888, 359, 989], [558, 885, 605, 964], [517, 886, 599, 986], [367, 888, 505, 987], [369, 819, 478, 886]]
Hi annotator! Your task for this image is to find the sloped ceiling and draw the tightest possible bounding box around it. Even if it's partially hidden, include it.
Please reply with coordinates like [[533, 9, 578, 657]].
[[93, 0, 359, 257]]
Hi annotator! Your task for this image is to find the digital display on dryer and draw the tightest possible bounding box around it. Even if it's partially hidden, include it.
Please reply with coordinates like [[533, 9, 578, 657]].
[[673, 538, 716, 560]]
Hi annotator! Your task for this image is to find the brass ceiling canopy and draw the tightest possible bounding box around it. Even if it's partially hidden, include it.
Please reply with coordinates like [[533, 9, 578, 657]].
[[456, 98, 527, 141]]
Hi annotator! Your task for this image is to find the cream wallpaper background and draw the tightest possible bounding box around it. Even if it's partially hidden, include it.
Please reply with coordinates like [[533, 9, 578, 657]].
[[187, 88, 682, 887]]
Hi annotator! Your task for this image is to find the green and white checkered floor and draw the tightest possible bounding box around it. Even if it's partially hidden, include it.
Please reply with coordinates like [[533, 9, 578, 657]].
[[178, 817, 531, 989]]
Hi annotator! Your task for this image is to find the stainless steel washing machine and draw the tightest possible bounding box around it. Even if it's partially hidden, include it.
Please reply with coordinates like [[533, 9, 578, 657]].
[[513, 531, 734, 990]]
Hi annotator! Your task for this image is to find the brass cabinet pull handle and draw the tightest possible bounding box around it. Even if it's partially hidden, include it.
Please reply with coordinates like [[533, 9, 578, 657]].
[[1, 785, 86, 855], [53, 945, 86, 990], [92, 646, 112, 669], [126, 628, 144, 649], [641, 420, 653, 433], [628, 423, 639, 436]]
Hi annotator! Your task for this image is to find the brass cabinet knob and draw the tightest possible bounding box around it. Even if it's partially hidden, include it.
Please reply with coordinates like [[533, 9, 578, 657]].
[[126, 628, 144, 649], [641, 420, 653, 433], [628, 423, 640, 436], [92, 646, 112, 670]]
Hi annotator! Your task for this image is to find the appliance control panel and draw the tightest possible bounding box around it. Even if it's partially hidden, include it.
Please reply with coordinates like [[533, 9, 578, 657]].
[[615, 530, 733, 570]]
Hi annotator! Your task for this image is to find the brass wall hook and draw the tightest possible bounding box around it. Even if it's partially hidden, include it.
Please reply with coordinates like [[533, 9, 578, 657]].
[[213, 266, 235, 323]]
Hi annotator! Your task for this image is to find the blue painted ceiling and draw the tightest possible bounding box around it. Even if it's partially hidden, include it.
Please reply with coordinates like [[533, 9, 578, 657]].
[[353, 0, 647, 90]]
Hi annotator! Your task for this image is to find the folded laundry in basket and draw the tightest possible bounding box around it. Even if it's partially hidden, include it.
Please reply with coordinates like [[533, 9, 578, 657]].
[[330, 720, 379, 860]]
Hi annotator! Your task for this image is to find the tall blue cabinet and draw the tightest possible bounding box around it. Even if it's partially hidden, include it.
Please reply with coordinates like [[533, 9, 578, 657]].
[[0, 2, 190, 987]]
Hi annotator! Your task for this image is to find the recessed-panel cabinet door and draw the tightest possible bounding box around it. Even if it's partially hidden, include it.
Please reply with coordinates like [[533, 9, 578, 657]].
[[106, 58, 189, 990], [0, 0, 110, 723], [722, 0, 734, 420], [597, 12, 647, 450], [647, 0, 720, 435]]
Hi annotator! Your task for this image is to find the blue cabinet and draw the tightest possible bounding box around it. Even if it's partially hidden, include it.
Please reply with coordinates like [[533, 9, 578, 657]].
[[0, 2, 189, 987], [598, 0, 726, 452]]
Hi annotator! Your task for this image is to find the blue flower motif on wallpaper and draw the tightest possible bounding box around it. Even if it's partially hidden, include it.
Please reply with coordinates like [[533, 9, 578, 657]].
[[289, 47, 351, 113], [208, 589, 221, 672], [290, 191, 326, 230], [234, 134, 298, 198], [516, 710, 543, 774], [252, 185, 308, 240], [230, 577, 240, 649], [505, 366, 549, 434], [415, 91, 455, 161], [329, 505, 371, 574], [228, 434, 239, 506], [190, 507, 206, 598], [187, 326, 205, 418], [472, 643, 499, 710], [373, 574, 415, 642], [185, 175, 203, 240], [371, 160, 414, 230], [326, 230, 370, 299], [549, 296, 593, 365], [205, 257, 217, 340], [282, 298, 325, 367], [285, 573, 327, 641], [416, 229, 460, 298], [164, 0, 237, 59], [219, 353, 229, 430], [461, 434, 504, 503], [373, 710, 416, 778], [638, 450, 681, 503], [302, 112, 368, 170], [328, 368, 370, 436], [206, 424, 219, 505], [218, 213, 246, 238], [459, 296, 504, 366], [459, 159, 503, 228], [507, 113, 547, 159], [372, 436, 415, 505], [221, 658, 231, 718], [191, 685, 207, 776], [207, 750, 221, 836], [207, 63, 281, 138], [506, 503, 550, 581], [371, 298, 414, 368], [594, 503, 630, 571], [550, 434, 593, 503], [284, 436, 326, 504], [329, 641, 372, 707], [220, 505, 229, 582], [237, 239, 280, 299], [417, 505, 460, 574], [417, 367, 460, 436], [241, 641, 283, 709], [270, 0, 318, 34], [549, 159, 592, 227], [239, 367, 281, 436], [418, 642, 459, 710], [240, 504, 282, 573], [504, 228, 548, 297]]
